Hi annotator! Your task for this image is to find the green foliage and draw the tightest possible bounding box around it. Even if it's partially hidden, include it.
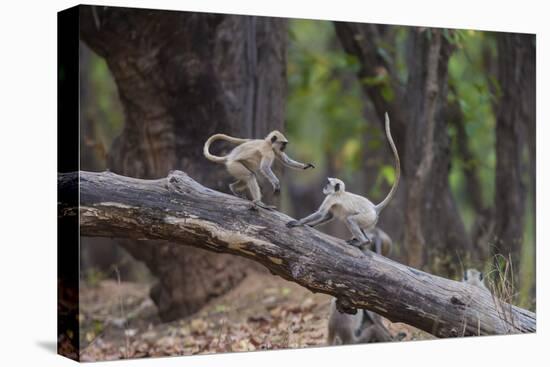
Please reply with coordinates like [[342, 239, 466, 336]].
[[286, 20, 367, 181], [81, 48, 124, 167], [447, 31, 497, 225]]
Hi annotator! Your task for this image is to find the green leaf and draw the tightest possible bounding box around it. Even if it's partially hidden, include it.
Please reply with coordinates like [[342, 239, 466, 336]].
[[360, 74, 386, 86], [380, 164, 396, 185], [381, 85, 395, 102]]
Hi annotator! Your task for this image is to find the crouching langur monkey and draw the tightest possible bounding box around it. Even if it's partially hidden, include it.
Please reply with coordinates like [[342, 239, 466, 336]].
[[462, 268, 489, 291], [287, 113, 400, 248], [203, 130, 315, 210], [327, 299, 394, 345], [327, 231, 404, 345]]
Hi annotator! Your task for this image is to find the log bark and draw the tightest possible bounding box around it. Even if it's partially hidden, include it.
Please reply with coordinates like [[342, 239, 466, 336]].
[[59, 170, 535, 338]]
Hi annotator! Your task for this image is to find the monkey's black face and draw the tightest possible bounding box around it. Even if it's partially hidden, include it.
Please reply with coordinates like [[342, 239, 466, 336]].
[[279, 141, 287, 151]]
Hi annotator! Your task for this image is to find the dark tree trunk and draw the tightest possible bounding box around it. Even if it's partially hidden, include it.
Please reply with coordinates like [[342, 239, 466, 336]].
[[333, 23, 407, 156], [492, 33, 535, 287], [403, 29, 474, 274], [447, 95, 493, 264], [334, 25, 475, 276], [79, 6, 287, 320]]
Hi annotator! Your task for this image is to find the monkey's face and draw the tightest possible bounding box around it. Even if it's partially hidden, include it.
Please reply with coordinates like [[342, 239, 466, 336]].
[[323, 177, 345, 195], [267, 130, 289, 152], [463, 268, 483, 282]]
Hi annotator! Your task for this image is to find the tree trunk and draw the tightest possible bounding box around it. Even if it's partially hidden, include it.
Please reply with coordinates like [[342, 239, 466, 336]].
[[447, 95, 493, 264], [79, 6, 287, 320], [402, 29, 475, 275], [59, 170, 536, 338], [334, 22, 409, 260], [492, 33, 535, 287]]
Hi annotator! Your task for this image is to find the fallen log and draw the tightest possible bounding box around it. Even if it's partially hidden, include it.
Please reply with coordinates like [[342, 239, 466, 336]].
[[58, 170, 535, 337]]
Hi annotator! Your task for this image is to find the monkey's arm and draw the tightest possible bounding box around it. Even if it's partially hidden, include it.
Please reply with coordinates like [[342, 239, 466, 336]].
[[275, 151, 315, 170], [286, 199, 332, 228], [260, 158, 280, 193], [286, 210, 325, 228], [307, 212, 334, 227]]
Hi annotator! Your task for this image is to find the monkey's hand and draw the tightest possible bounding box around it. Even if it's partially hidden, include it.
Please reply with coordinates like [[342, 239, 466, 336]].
[[286, 220, 301, 228], [346, 238, 361, 247], [273, 182, 281, 195], [304, 163, 315, 170]]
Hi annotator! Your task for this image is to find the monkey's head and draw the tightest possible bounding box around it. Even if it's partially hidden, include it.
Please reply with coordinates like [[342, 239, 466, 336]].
[[266, 130, 289, 152], [323, 177, 345, 195], [462, 268, 484, 285]]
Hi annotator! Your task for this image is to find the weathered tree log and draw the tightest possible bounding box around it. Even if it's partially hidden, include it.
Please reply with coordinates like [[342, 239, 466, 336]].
[[59, 170, 535, 338]]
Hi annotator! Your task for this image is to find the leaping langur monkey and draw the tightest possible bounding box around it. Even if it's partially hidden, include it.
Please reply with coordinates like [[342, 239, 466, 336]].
[[203, 130, 314, 210], [286, 113, 400, 248]]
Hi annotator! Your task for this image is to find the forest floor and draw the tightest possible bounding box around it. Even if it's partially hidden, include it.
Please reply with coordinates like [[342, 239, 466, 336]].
[[79, 272, 433, 361]]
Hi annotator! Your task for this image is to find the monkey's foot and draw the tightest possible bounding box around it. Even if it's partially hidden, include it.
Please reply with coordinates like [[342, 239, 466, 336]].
[[286, 220, 300, 228], [251, 200, 276, 211], [346, 238, 361, 247], [358, 243, 371, 252], [395, 332, 407, 341]]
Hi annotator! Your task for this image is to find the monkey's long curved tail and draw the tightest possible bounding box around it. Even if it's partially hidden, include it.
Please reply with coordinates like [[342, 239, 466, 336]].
[[375, 113, 400, 213], [203, 134, 250, 163]]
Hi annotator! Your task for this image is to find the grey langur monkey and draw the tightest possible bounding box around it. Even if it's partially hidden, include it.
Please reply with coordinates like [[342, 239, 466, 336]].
[[327, 299, 393, 345], [462, 268, 489, 290], [286, 113, 400, 248], [363, 227, 393, 257], [327, 229, 402, 345], [203, 130, 314, 210]]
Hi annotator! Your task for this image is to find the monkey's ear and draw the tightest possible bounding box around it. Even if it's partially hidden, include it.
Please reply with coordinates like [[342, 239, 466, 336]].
[[271, 135, 277, 143], [335, 183, 340, 192]]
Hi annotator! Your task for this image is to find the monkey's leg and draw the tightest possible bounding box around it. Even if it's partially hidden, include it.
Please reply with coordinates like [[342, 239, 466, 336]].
[[246, 176, 275, 210], [327, 328, 335, 345], [229, 180, 247, 199], [345, 216, 369, 247], [227, 161, 255, 200], [355, 325, 377, 343], [374, 235, 382, 255], [337, 328, 355, 345], [371, 326, 393, 342], [357, 325, 392, 343], [364, 230, 382, 255]]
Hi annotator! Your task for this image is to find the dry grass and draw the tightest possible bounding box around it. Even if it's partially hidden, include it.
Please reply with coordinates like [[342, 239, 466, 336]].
[[486, 254, 519, 332]]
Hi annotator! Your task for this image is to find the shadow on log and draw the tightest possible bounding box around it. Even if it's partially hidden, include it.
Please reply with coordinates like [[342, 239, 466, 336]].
[[58, 170, 535, 338]]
